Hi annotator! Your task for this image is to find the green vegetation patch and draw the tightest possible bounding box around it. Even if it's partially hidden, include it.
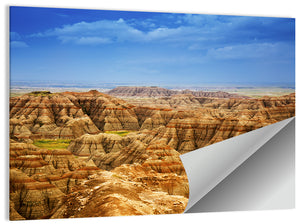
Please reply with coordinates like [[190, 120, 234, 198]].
[[33, 139, 72, 149], [28, 91, 53, 97], [112, 174, 123, 179], [104, 130, 133, 137]]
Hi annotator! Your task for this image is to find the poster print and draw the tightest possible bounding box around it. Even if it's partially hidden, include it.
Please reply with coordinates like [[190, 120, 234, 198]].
[[9, 6, 295, 220]]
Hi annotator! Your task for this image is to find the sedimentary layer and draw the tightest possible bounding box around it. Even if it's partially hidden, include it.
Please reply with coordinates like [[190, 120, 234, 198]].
[[107, 86, 248, 98], [9, 90, 295, 220], [9, 141, 189, 219], [9, 141, 100, 219], [10, 91, 295, 142], [51, 164, 188, 218], [9, 92, 100, 140]]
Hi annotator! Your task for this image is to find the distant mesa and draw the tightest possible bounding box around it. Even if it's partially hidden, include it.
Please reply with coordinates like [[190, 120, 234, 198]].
[[108, 86, 173, 97], [107, 86, 249, 98], [88, 89, 100, 94]]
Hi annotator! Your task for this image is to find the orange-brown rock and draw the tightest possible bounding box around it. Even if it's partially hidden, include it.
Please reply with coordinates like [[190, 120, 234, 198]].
[[68, 133, 124, 156], [10, 91, 295, 143], [113, 164, 189, 197], [62, 90, 140, 131], [10, 93, 100, 140], [107, 86, 248, 98], [68, 91, 295, 166], [142, 141, 186, 175], [10, 168, 65, 220], [9, 90, 295, 220], [9, 201, 25, 220], [134, 106, 176, 130], [10, 142, 87, 176], [88, 139, 148, 170], [9, 141, 102, 219], [133, 94, 295, 153], [51, 165, 188, 218]]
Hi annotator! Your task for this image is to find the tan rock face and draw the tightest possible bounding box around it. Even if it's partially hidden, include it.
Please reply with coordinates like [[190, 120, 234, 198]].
[[10, 91, 295, 142], [134, 94, 295, 153], [142, 141, 185, 175], [9, 91, 295, 220], [10, 200, 25, 220], [9, 140, 188, 219], [123, 92, 295, 112], [69, 133, 124, 156], [9, 142, 100, 219], [107, 86, 248, 98], [63, 91, 140, 131], [51, 165, 188, 218], [9, 168, 65, 220], [10, 93, 100, 140]]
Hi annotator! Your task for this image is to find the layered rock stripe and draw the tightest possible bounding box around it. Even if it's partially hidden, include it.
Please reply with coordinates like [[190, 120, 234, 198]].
[[9, 90, 295, 220]]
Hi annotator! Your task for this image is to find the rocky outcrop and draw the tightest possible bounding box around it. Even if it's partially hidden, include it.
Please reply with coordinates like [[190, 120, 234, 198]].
[[68, 133, 124, 156], [9, 140, 189, 220], [107, 86, 248, 98], [51, 165, 188, 218], [9, 142, 100, 219], [10, 93, 100, 140], [68, 92, 295, 164], [62, 90, 140, 131], [134, 106, 175, 129], [68, 133, 148, 170], [141, 141, 185, 175], [9, 90, 295, 220], [108, 86, 175, 97], [138, 96, 295, 154], [9, 168, 65, 219], [124, 92, 295, 111], [113, 164, 189, 197], [10, 91, 295, 141], [9, 200, 26, 220], [68, 130, 186, 174]]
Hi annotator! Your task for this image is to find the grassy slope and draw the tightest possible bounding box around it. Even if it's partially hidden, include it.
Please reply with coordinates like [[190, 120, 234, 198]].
[[104, 130, 134, 137], [33, 139, 72, 149]]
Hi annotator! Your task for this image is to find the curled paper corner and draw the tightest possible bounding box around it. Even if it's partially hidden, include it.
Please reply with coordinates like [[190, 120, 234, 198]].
[[181, 117, 295, 212]]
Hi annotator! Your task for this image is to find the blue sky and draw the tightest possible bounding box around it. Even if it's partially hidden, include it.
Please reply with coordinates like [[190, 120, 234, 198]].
[[10, 6, 295, 86]]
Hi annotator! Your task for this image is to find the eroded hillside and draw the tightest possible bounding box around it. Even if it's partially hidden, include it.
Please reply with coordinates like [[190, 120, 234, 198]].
[[9, 90, 295, 220], [107, 86, 249, 98]]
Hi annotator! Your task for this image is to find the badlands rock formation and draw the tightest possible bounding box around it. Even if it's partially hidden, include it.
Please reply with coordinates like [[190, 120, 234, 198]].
[[9, 141, 98, 220], [52, 164, 188, 218], [10, 92, 100, 140], [10, 90, 295, 142], [123, 92, 295, 111], [107, 86, 248, 98], [9, 90, 295, 220], [9, 141, 188, 219]]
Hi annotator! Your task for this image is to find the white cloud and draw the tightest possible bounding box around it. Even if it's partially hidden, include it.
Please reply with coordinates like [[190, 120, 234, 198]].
[[10, 32, 21, 41], [146, 27, 182, 40], [207, 43, 285, 59], [58, 36, 112, 45], [29, 15, 294, 51], [31, 18, 196, 45], [33, 19, 145, 44], [10, 41, 29, 48], [128, 18, 157, 29], [74, 37, 112, 45]]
